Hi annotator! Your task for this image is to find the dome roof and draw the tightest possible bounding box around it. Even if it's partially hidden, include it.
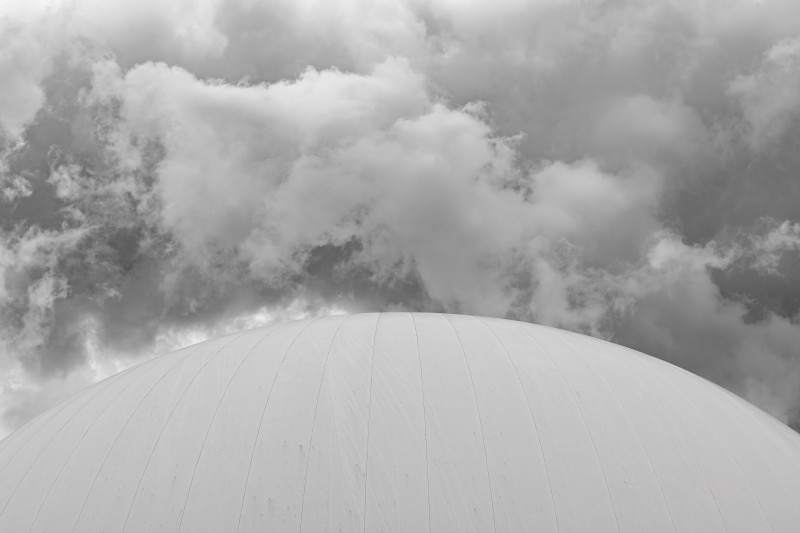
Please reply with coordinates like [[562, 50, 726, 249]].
[[1, 313, 799, 532]]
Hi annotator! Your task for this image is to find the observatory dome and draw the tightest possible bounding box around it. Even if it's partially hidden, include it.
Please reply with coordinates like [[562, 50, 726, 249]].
[[1, 313, 799, 532]]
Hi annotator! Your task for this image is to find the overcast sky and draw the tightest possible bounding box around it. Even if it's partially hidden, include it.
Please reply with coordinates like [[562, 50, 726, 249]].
[[2, 0, 800, 439]]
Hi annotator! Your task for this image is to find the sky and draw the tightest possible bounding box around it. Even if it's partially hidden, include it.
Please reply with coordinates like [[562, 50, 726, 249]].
[[2, 0, 800, 440]]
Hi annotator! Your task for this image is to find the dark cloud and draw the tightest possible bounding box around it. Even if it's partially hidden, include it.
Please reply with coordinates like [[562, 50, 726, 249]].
[[2, 0, 800, 437]]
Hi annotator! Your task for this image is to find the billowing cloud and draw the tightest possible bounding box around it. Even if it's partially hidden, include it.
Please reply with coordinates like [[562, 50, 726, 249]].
[[730, 36, 800, 149], [3, 0, 800, 438]]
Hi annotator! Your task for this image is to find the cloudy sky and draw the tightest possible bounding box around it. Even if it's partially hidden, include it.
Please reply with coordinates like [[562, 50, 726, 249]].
[[2, 0, 800, 439]]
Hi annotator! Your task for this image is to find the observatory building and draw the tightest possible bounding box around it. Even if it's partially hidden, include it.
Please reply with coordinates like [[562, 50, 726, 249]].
[[0, 312, 799, 532]]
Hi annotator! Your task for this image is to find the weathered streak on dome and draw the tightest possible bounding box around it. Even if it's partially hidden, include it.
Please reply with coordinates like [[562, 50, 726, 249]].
[[1, 313, 799, 532]]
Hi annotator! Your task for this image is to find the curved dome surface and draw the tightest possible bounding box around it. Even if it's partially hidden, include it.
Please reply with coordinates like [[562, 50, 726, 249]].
[[1, 313, 800, 532]]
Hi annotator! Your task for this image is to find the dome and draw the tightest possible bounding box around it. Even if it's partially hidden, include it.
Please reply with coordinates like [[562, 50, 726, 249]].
[[1, 313, 799, 532]]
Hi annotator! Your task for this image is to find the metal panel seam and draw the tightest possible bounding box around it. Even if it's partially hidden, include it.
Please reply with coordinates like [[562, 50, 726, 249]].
[[475, 316, 560, 532], [0, 372, 125, 517], [70, 337, 239, 532], [515, 324, 622, 532], [551, 329, 677, 533], [361, 312, 381, 533], [298, 314, 352, 532], [410, 313, 432, 533], [235, 315, 325, 533], [442, 314, 498, 533], [0, 362, 141, 473], [176, 325, 279, 532], [582, 338, 728, 532], [637, 352, 773, 532], [26, 353, 184, 532]]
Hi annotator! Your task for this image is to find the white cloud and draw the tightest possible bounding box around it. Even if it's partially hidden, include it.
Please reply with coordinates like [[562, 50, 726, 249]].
[[730, 36, 800, 149], [3, 0, 800, 435], [0, 19, 50, 137]]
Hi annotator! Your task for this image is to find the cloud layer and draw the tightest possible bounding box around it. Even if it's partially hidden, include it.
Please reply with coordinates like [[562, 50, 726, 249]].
[[3, 0, 800, 437]]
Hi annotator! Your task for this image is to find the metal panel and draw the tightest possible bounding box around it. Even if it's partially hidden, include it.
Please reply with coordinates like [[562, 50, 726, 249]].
[[1, 313, 799, 533]]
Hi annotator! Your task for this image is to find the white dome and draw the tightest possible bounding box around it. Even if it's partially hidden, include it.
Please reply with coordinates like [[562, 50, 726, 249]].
[[1, 313, 799, 532]]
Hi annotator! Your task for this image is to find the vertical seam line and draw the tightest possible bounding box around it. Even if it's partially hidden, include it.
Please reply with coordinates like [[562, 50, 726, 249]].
[[515, 324, 622, 532], [410, 313, 432, 533], [176, 325, 278, 532], [71, 337, 239, 532], [120, 330, 251, 532], [675, 361, 800, 515], [594, 340, 729, 532], [298, 314, 351, 532], [26, 356, 178, 532], [118, 330, 250, 532], [475, 316, 560, 532], [235, 315, 325, 533], [0, 376, 108, 456], [361, 313, 381, 532], [441, 314, 497, 533], [643, 355, 774, 531], [551, 329, 678, 533], [0, 373, 124, 516], [0, 364, 139, 476]]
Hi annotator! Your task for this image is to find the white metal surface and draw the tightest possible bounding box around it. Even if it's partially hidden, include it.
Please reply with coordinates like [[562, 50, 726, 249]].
[[1, 312, 799, 532]]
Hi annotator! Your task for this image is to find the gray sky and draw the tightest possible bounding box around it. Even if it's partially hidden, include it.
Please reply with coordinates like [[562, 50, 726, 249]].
[[2, 0, 800, 439]]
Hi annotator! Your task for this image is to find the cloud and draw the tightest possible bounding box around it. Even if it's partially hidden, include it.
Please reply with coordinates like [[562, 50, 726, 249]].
[[0, 16, 51, 139], [615, 234, 800, 426], [730, 36, 800, 149], [3, 0, 800, 438]]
